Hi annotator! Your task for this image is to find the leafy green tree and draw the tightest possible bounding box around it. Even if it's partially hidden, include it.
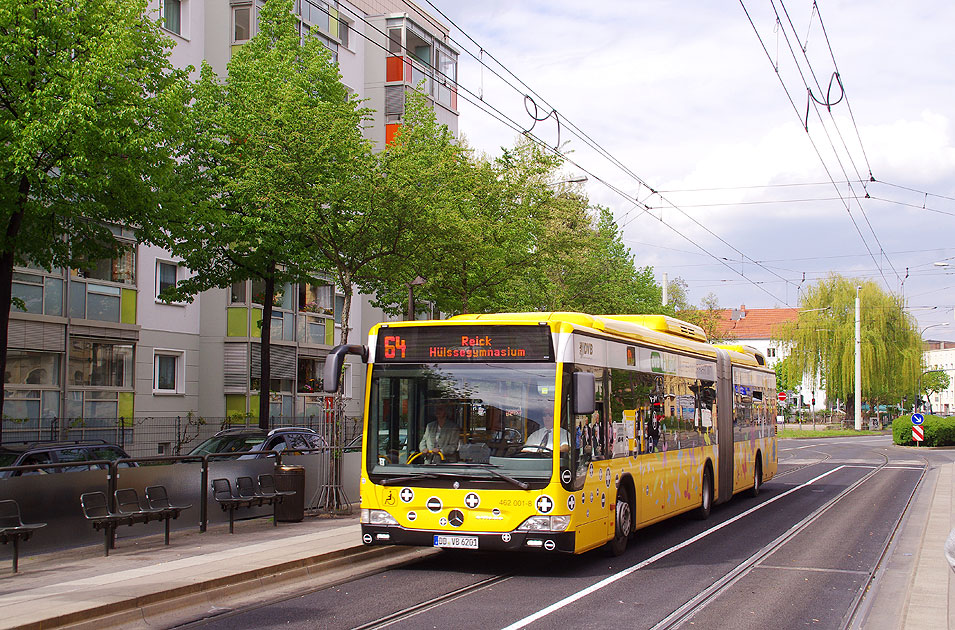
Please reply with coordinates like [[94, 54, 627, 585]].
[[162, 0, 365, 427], [922, 370, 952, 409], [0, 0, 190, 427], [775, 275, 920, 424], [507, 198, 662, 315], [774, 355, 801, 392], [365, 99, 557, 317]]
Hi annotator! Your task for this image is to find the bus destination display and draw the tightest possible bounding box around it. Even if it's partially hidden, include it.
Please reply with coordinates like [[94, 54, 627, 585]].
[[376, 325, 552, 363]]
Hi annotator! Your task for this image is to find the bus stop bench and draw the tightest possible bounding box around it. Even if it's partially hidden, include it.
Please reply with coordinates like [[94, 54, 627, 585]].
[[0, 499, 46, 573], [81, 488, 186, 556], [214, 477, 293, 533]]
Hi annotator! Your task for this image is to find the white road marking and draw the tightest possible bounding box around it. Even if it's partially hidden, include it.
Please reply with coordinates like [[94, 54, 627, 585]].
[[500, 466, 847, 630]]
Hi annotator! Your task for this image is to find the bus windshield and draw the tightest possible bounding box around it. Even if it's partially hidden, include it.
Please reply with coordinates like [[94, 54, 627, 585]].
[[367, 362, 560, 484]]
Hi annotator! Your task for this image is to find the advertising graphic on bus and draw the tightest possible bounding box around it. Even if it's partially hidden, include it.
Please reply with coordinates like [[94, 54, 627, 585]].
[[324, 312, 777, 555]]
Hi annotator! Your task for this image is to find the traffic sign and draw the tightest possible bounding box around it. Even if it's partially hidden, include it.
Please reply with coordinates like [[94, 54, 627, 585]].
[[913, 425, 924, 442], [777, 392, 786, 402], [912, 413, 925, 426]]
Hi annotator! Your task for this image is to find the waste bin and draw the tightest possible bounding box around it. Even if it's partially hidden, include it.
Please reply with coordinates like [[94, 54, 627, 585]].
[[274, 465, 305, 522]]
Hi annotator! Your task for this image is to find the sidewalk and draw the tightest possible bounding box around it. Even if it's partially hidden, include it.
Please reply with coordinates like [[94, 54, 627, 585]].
[[856, 461, 954, 629], [0, 511, 432, 630], [1, 464, 952, 629]]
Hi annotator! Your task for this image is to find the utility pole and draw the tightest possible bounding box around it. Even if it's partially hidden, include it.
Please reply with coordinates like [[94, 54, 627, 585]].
[[854, 285, 862, 431]]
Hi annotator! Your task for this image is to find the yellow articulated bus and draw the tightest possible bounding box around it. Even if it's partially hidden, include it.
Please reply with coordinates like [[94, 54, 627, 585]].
[[323, 312, 777, 555]]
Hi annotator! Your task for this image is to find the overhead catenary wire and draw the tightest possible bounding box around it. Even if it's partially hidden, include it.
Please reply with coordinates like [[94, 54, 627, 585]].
[[328, 0, 795, 306], [739, 0, 900, 289], [400, 0, 800, 302]]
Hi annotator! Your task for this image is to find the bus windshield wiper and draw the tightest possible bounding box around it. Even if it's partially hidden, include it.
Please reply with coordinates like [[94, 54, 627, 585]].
[[380, 473, 441, 486], [479, 466, 529, 490], [438, 463, 530, 490]]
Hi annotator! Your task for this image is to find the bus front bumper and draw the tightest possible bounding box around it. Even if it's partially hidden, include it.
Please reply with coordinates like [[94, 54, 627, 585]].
[[361, 525, 576, 553]]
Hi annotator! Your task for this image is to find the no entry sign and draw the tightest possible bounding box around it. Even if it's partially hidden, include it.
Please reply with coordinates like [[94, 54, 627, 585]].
[[777, 392, 786, 402]]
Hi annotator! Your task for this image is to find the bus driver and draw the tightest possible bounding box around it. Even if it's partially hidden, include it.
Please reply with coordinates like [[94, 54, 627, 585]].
[[419, 403, 459, 460]]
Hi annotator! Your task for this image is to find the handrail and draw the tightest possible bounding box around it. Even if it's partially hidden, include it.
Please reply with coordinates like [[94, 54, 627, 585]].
[[1, 446, 346, 534]]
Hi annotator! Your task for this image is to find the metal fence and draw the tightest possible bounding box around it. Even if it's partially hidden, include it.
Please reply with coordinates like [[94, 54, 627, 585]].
[[0, 413, 364, 459]]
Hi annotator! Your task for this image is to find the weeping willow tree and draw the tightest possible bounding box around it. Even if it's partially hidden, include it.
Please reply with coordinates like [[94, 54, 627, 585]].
[[775, 275, 921, 423]]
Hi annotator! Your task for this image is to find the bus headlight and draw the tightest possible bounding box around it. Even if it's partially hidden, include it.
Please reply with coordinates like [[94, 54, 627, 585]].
[[361, 509, 399, 526], [516, 515, 571, 532]]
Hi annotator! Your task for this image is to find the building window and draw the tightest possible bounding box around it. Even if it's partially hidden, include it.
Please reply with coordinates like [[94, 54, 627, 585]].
[[156, 260, 180, 301], [162, 0, 182, 35], [299, 281, 334, 315], [12, 270, 64, 316], [73, 248, 136, 285], [233, 5, 252, 42], [338, 17, 349, 48], [230, 280, 247, 304], [154, 350, 184, 394], [69, 339, 133, 388], [767, 347, 776, 358]]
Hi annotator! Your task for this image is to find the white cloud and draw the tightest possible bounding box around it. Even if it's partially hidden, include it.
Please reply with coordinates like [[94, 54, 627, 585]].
[[434, 0, 955, 339]]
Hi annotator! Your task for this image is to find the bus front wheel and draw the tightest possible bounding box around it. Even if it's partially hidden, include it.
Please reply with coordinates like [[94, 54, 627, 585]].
[[606, 486, 632, 556]]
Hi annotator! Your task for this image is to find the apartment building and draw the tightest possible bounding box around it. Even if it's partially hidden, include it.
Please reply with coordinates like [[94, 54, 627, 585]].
[[2, 0, 458, 442], [924, 341, 955, 416]]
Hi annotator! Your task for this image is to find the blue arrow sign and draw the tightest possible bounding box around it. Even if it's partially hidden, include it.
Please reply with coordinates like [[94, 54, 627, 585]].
[[912, 413, 924, 425]]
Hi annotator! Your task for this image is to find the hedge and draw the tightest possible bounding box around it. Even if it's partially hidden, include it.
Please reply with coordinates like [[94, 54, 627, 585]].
[[892, 414, 955, 447]]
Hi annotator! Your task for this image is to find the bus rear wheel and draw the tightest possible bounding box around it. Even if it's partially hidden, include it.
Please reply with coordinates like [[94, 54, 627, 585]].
[[695, 467, 713, 520], [606, 486, 632, 556], [749, 458, 762, 498]]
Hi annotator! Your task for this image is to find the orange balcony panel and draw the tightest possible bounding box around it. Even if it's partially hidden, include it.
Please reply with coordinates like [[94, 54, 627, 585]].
[[386, 56, 404, 82], [386, 123, 401, 146]]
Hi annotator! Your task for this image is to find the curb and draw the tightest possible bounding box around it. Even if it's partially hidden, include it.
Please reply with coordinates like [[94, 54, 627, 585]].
[[12, 545, 435, 630]]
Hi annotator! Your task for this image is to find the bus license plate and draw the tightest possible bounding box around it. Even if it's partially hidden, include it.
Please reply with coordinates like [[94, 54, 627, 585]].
[[433, 535, 478, 549]]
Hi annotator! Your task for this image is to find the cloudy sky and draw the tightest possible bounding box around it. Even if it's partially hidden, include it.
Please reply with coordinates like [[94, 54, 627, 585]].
[[419, 0, 955, 342]]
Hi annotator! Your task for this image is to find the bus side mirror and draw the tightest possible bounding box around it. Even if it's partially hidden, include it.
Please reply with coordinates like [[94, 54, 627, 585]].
[[573, 372, 596, 416], [323, 344, 368, 393]]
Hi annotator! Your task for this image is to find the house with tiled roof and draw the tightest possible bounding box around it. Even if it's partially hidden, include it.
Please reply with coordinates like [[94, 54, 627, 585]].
[[712, 305, 826, 411]]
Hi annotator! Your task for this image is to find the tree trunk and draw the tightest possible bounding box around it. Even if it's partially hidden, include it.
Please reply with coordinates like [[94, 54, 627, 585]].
[[0, 176, 30, 442], [258, 268, 275, 430], [338, 270, 352, 346]]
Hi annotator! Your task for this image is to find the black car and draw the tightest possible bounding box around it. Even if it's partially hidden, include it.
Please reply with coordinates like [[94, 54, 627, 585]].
[[187, 427, 327, 459], [0, 441, 135, 477]]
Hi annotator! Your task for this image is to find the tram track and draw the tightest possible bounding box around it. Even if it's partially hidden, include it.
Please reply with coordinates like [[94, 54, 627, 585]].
[[651, 448, 928, 630], [353, 573, 514, 630]]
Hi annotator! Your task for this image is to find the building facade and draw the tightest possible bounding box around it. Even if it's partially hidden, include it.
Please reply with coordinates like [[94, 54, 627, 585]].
[[712, 305, 828, 411], [2, 0, 458, 445], [924, 342, 955, 416]]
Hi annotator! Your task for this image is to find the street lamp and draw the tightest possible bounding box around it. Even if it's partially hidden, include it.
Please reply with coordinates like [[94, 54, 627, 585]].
[[547, 175, 588, 187], [407, 276, 426, 321]]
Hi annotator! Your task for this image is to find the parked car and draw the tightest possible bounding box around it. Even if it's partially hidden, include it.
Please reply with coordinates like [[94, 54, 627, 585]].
[[187, 427, 327, 459], [0, 440, 135, 477]]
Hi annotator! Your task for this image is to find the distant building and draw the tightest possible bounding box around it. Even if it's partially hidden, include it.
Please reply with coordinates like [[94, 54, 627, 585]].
[[711, 305, 827, 410], [924, 341, 955, 416]]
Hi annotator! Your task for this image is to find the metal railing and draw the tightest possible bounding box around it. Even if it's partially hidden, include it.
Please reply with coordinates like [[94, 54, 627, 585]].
[[1, 414, 363, 458]]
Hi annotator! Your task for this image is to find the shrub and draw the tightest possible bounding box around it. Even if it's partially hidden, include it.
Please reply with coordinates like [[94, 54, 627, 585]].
[[892, 414, 955, 447]]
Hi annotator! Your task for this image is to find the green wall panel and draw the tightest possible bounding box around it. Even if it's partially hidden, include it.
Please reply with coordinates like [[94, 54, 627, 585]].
[[121, 289, 137, 324], [227, 307, 248, 337], [225, 394, 247, 417], [118, 392, 134, 423]]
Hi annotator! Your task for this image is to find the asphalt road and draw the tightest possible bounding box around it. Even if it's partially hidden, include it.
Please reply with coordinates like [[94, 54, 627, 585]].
[[178, 436, 947, 630]]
